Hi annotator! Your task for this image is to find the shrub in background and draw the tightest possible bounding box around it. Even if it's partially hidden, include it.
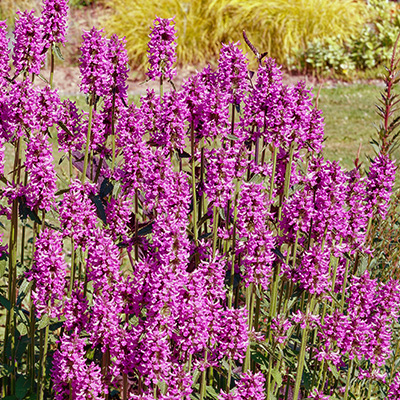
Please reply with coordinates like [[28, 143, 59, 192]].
[[298, 0, 400, 77]]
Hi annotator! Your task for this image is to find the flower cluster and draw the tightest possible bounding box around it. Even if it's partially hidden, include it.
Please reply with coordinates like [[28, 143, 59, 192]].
[[146, 17, 177, 81]]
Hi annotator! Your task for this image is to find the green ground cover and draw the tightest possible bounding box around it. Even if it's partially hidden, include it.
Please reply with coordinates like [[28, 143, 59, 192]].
[[316, 83, 385, 170]]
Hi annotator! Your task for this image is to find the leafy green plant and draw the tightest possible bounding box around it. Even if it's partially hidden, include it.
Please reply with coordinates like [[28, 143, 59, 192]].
[[297, 0, 400, 77]]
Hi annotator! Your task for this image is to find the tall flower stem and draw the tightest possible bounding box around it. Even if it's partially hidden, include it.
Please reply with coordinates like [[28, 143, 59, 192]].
[[111, 89, 116, 171], [49, 45, 55, 89], [269, 145, 278, 201], [82, 95, 94, 183], [343, 359, 354, 400], [243, 283, 255, 372], [191, 121, 198, 246], [228, 180, 239, 309], [3, 138, 21, 395], [293, 295, 315, 400]]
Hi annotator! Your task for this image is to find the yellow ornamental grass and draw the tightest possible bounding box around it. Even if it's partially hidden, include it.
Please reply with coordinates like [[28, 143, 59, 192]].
[[103, 0, 367, 69], [0, 0, 41, 23], [103, 0, 242, 68], [235, 0, 368, 65]]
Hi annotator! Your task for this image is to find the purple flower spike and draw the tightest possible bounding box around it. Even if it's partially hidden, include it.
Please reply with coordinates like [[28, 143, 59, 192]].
[[388, 372, 400, 399], [219, 371, 266, 400], [0, 20, 10, 86], [27, 228, 67, 319], [23, 131, 57, 212], [366, 152, 396, 219], [79, 27, 113, 97], [108, 33, 129, 100], [146, 17, 177, 81], [218, 41, 249, 105], [41, 0, 69, 46], [52, 333, 105, 399], [13, 10, 46, 75]]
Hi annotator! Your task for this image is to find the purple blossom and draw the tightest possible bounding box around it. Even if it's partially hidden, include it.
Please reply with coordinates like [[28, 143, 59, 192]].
[[0, 20, 10, 86], [147, 17, 177, 81], [79, 27, 113, 97], [307, 389, 331, 400], [108, 33, 129, 99], [141, 89, 189, 152], [59, 180, 98, 249], [205, 143, 246, 209], [219, 371, 266, 400], [40, 0, 68, 46], [27, 228, 67, 318], [23, 131, 57, 212], [388, 372, 400, 399], [344, 168, 369, 252], [271, 314, 292, 344], [236, 182, 275, 290], [218, 42, 249, 105], [241, 57, 283, 141], [52, 332, 105, 399], [57, 99, 85, 153], [13, 10, 46, 75], [366, 152, 396, 219]]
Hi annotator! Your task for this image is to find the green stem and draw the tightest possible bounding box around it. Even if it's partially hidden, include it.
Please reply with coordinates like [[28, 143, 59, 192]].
[[293, 295, 315, 400], [228, 180, 239, 309], [69, 238, 76, 296], [82, 96, 94, 183], [243, 283, 255, 372], [343, 359, 354, 400], [191, 121, 198, 246], [49, 45, 54, 89], [111, 89, 116, 171], [269, 145, 278, 202], [199, 350, 208, 400], [212, 206, 218, 258], [38, 299, 50, 400], [340, 259, 351, 310]]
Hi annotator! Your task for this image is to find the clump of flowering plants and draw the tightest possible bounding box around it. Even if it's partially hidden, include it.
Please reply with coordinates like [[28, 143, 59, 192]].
[[1, 2, 400, 400]]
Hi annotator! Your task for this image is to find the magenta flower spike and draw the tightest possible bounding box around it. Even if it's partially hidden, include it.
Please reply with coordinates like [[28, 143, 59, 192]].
[[366, 152, 396, 219], [27, 228, 67, 318], [0, 20, 10, 87], [108, 33, 129, 99], [146, 17, 177, 82], [218, 41, 249, 105], [52, 332, 105, 399], [23, 131, 57, 212], [57, 99, 85, 153], [79, 26, 113, 97], [40, 0, 69, 46], [13, 10, 46, 76]]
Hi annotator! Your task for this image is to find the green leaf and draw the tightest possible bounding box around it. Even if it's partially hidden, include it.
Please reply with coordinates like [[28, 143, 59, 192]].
[[0, 258, 6, 277], [205, 385, 219, 399], [157, 380, 167, 395], [0, 294, 11, 310], [249, 174, 264, 184], [38, 314, 50, 330], [54, 45, 65, 61], [16, 375, 29, 399], [192, 369, 201, 386], [226, 134, 240, 141], [328, 361, 339, 380], [271, 367, 283, 387], [16, 322, 28, 336]]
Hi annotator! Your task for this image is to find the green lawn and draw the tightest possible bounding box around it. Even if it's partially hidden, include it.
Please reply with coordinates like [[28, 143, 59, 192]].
[[315, 83, 389, 171]]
